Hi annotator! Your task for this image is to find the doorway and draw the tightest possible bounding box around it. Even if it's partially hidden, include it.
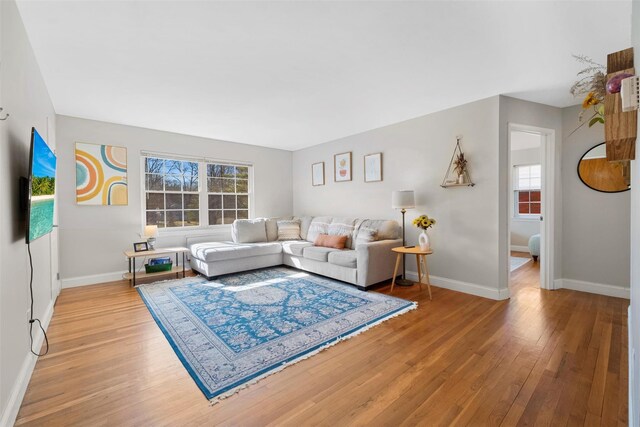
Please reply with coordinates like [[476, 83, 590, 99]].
[[507, 125, 555, 291]]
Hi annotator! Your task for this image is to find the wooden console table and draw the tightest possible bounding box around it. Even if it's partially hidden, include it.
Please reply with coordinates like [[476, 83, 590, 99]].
[[123, 246, 189, 286]]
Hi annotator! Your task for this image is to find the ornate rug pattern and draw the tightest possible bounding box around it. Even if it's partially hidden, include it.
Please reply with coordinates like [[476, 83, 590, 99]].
[[137, 267, 416, 402]]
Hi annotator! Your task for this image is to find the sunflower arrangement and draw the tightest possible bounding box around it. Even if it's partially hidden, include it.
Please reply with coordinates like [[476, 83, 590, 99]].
[[569, 54, 606, 134], [412, 215, 436, 231]]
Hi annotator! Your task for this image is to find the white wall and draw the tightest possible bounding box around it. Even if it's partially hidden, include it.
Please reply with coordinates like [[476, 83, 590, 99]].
[[629, 0, 639, 424], [0, 1, 58, 425], [562, 105, 630, 290], [56, 116, 293, 285], [293, 96, 506, 299], [510, 146, 541, 248]]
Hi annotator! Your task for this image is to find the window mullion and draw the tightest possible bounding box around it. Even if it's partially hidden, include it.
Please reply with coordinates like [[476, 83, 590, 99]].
[[199, 161, 208, 226]]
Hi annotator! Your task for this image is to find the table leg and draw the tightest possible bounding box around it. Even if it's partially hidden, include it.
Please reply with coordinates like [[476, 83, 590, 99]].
[[175, 253, 179, 279], [128, 257, 132, 286], [423, 255, 432, 301], [182, 252, 186, 278], [132, 257, 136, 287], [390, 253, 402, 292], [416, 254, 423, 290]]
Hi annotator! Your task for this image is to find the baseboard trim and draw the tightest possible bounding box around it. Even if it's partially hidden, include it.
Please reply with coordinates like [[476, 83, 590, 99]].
[[405, 271, 509, 300], [61, 271, 127, 288], [0, 299, 55, 427], [554, 278, 630, 299], [62, 268, 194, 289], [510, 245, 530, 253]]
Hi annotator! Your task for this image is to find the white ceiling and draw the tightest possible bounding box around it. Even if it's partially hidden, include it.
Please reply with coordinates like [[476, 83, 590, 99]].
[[16, 1, 631, 151], [511, 131, 541, 151]]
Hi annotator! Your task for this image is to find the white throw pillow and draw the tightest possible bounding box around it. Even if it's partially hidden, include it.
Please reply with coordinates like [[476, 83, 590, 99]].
[[232, 219, 267, 243], [277, 219, 302, 240]]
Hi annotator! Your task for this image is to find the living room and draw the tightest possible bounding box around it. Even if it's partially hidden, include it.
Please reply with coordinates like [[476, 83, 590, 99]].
[[1, 0, 639, 425]]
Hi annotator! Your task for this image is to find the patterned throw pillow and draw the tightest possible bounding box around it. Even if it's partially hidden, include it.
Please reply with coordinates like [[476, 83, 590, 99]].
[[277, 220, 302, 240], [355, 228, 378, 246]]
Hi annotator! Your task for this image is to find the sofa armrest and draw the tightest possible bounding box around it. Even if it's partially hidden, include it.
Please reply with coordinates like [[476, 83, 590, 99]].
[[356, 239, 403, 287]]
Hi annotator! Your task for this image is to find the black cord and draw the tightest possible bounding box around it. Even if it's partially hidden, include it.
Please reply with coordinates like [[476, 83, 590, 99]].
[[27, 243, 49, 357]]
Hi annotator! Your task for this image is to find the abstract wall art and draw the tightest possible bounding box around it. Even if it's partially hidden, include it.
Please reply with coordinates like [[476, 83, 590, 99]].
[[334, 151, 352, 182], [75, 142, 128, 205]]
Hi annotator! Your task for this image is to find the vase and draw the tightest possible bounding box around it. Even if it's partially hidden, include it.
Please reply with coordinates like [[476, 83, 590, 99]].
[[418, 231, 430, 251], [457, 174, 465, 184]]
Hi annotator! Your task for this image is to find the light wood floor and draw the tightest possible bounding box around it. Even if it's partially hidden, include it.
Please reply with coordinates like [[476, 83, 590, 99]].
[[16, 258, 628, 426]]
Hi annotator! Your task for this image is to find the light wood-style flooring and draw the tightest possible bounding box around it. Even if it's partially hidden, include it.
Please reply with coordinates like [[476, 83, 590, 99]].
[[16, 257, 628, 425]]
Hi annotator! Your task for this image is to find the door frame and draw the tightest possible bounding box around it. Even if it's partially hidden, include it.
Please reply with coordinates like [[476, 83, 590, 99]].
[[507, 123, 556, 290]]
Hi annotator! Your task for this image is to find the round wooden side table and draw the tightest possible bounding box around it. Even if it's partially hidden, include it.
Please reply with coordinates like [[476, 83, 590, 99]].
[[391, 246, 433, 300]]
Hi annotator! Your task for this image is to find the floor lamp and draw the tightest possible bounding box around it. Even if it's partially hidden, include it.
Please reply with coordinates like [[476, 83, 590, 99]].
[[392, 190, 415, 286]]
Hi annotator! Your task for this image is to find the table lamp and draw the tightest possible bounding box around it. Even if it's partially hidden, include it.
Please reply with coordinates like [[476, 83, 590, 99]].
[[144, 225, 159, 250], [392, 190, 415, 285]]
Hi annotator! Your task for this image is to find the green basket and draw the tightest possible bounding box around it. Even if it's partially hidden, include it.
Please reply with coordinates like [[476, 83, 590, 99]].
[[145, 262, 173, 274]]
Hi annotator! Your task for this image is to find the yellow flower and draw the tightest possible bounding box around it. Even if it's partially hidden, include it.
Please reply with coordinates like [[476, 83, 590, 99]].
[[582, 92, 599, 109]]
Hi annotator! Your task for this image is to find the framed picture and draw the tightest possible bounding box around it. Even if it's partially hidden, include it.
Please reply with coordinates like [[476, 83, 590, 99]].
[[133, 241, 149, 252], [334, 152, 352, 182], [364, 152, 383, 182], [75, 142, 128, 205], [312, 162, 325, 186]]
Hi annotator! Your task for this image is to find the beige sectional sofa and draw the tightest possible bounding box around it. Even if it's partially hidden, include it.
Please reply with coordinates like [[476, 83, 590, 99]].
[[189, 216, 402, 290]]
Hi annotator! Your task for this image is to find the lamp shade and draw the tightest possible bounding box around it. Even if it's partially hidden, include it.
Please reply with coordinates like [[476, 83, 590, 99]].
[[392, 190, 415, 209], [144, 225, 159, 238]]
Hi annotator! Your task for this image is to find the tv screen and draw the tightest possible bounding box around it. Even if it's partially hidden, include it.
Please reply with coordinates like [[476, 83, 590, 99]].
[[26, 127, 57, 243]]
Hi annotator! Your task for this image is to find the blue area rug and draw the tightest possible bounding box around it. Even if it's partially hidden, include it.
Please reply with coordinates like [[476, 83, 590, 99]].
[[510, 256, 531, 272], [137, 267, 416, 402]]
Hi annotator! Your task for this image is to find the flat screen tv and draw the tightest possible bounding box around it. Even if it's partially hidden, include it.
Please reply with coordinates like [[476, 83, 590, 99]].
[[26, 127, 57, 243]]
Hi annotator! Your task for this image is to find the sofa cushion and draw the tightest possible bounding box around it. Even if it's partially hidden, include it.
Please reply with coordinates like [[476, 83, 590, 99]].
[[277, 219, 301, 240], [265, 218, 279, 241], [190, 241, 281, 262], [298, 216, 314, 240], [232, 219, 268, 243], [281, 240, 313, 256], [328, 250, 357, 268], [357, 219, 400, 241], [314, 234, 348, 249], [328, 217, 357, 249], [302, 246, 339, 262], [306, 216, 332, 243], [355, 228, 378, 246]]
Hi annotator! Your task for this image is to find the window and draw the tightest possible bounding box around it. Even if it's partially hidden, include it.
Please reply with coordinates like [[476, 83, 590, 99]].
[[207, 164, 250, 225], [143, 155, 252, 229], [514, 164, 541, 217]]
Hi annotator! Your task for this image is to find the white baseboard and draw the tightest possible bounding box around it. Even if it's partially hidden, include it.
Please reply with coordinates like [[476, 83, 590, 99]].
[[510, 245, 530, 253], [62, 268, 194, 289], [0, 299, 55, 427], [554, 278, 630, 299], [61, 271, 127, 288], [406, 271, 509, 300]]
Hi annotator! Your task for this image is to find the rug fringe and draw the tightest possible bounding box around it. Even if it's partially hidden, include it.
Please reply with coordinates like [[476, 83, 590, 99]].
[[208, 301, 418, 405]]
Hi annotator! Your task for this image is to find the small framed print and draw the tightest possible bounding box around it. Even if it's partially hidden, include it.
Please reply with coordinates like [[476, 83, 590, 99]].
[[334, 152, 352, 182], [364, 152, 383, 182], [312, 162, 325, 186], [133, 241, 149, 252]]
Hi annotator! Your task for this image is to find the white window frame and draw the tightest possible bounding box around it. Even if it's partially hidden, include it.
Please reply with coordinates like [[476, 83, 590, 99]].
[[140, 151, 254, 234], [513, 163, 541, 220]]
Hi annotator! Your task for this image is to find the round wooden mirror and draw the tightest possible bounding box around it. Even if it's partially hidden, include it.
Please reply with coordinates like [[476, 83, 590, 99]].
[[577, 143, 630, 193]]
